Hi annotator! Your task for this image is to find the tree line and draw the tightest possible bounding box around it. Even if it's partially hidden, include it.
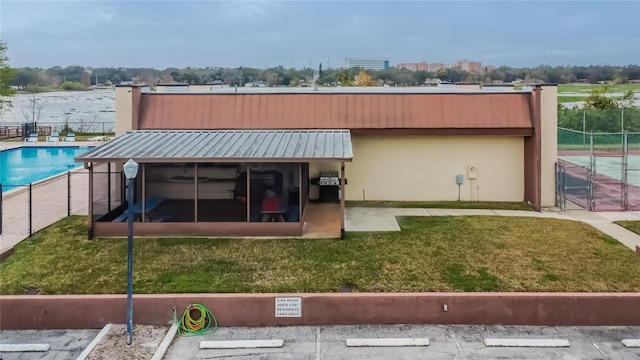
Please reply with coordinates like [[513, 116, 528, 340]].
[[9, 64, 640, 88]]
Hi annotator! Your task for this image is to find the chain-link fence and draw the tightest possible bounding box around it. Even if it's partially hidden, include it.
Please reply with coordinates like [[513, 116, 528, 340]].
[[556, 129, 640, 211], [1, 166, 121, 237]]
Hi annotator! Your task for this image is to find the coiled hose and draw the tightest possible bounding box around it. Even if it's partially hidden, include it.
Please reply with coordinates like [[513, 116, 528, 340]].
[[174, 303, 218, 336]]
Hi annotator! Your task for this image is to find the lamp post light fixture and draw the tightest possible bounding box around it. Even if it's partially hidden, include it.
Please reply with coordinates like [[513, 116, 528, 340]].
[[123, 159, 139, 345]]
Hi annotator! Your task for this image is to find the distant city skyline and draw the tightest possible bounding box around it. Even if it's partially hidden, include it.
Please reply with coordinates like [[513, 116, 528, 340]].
[[2, 1, 639, 69]]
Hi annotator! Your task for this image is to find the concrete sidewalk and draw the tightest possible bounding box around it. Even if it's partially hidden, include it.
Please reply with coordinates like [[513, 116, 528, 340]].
[[345, 207, 640, 251]]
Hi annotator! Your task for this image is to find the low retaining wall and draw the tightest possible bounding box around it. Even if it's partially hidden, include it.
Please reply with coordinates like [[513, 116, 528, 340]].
[[1, 293, 639, 330]]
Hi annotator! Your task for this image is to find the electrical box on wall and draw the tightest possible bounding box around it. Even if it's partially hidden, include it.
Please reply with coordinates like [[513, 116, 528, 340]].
[[456, 175, 464, 184], [467, 165, 478, 179]]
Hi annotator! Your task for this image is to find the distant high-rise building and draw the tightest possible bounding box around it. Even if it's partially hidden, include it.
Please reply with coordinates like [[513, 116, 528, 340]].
[[398, 59, 485, 73], [345, 58, 390, 70], [456, 60, 482, 72], [396, 62, 428, 71]]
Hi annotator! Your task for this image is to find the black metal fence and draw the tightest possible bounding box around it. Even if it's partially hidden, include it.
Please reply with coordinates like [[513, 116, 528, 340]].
[[0, 165, 121, 237], [0, 121, 115, 140]]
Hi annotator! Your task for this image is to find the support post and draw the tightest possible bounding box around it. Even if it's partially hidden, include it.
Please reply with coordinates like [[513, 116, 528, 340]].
[[67, 171, 71, 216], [246, 166, 251, 222], [28, 183, 32, 237], [107, 163, 111, 212], [126, 177, 134, 345], [194, 163, 198, 222], [88, 164, 94, 239], [298, 163, 302, 222], [340, 162, 345, 239], [141, 164, 146, 222], [582, 110, 586, 145]]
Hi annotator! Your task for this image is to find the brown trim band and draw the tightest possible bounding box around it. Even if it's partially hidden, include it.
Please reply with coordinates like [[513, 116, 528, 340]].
[[351, 128, 533, 136], [141, 91, 533, 96], [93, 221, 304, 237]]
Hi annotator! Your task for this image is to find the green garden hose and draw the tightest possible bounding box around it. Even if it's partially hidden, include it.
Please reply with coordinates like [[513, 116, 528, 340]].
[[174, 303, 218, 336]]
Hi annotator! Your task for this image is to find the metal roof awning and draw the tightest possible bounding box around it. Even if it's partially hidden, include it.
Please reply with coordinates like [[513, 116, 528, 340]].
[[75, 129, 353, 163]]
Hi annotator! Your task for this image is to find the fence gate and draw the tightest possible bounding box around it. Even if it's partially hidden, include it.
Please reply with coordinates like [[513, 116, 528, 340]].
[[557, 130, 640, 211]]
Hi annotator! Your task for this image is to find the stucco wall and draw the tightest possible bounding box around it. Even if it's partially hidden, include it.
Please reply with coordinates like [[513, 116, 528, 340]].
[[540, 85, 558, 207], [311, 136, 524, 202], [2, 293, 639, 329], [115, 87, 133, 136]]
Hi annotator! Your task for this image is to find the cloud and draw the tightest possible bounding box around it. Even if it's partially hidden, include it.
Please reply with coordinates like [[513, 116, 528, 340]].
[[0, 1, 115, 33], [216, 1, 278, 20]]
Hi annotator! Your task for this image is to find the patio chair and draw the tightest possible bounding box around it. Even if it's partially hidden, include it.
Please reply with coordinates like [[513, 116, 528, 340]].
[[24, 133, 39, 143], [63, 133, 76, 142], [46, 132, 60, 143]]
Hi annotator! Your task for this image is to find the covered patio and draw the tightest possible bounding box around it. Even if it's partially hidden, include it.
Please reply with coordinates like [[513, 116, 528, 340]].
[[75, 129, 352, 239]]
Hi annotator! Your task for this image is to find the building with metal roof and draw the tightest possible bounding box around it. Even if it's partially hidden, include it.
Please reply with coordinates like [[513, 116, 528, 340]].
[[79, 82, 558, 239]]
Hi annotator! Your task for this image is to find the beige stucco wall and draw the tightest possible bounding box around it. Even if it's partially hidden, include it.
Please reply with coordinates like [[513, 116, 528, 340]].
[[455, 84, 481, 90], [115, 86, 133, 136], [310, 136, 524, 202], [189, 84, 213, 92], [540, 85, 558, 207]]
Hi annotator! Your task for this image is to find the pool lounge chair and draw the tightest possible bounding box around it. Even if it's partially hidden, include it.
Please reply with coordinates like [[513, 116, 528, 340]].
[[63, 133, 76, 142], [46, 132, 60, 143], [24, 133, 38, 143], [88, 136, 106, 142]]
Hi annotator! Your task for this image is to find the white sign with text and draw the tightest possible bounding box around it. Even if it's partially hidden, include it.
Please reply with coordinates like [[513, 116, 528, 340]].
[[275, 297, 302, 318]]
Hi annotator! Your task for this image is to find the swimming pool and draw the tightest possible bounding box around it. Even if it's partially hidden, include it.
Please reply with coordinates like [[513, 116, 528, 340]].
[[0, 146, 92, 192]]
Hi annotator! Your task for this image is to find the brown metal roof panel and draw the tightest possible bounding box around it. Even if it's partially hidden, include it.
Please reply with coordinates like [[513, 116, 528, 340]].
[[138, 93, 533, 130]]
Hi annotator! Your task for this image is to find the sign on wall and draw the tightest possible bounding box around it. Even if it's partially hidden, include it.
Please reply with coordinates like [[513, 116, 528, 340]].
[[275, 297, 302, 318]]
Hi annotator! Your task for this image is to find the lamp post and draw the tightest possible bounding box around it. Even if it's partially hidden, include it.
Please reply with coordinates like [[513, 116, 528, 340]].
[[123, 159, 139, 345]]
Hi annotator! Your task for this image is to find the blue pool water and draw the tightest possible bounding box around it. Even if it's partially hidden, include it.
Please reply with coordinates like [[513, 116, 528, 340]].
[[0, 146, 92, 192]]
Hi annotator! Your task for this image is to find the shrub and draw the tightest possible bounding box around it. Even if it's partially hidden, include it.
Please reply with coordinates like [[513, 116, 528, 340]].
[[60, 81, 89, 91]]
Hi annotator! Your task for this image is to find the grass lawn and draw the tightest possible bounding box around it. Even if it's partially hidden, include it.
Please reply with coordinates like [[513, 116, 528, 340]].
[[558, 84, 640, 93], [345, 201, 532, 211], [615, 221, 640, 235], [558, 95, 624, 104], [1, 216, 639, 295]]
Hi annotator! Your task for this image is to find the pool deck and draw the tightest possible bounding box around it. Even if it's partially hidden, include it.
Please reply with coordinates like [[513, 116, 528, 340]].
[[1, 141, 98, 257], [1, 140, 97, 150]]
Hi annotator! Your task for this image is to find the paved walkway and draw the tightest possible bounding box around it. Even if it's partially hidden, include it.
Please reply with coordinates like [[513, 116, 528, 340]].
[[164, 325, 640, 360], [346, 208, 640, 251]]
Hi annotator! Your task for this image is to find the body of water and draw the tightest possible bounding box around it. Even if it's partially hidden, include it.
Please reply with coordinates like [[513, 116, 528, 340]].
[[0, 89, 115, 133]]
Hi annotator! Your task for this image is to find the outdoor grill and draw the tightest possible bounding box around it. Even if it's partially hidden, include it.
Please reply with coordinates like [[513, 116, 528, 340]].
[[318, 171, 340, 186], [316, 171, 342, 203]]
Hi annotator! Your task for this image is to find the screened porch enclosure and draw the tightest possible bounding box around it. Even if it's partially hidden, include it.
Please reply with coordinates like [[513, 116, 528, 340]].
[[76, 129, 351, 238], [130, 162, 307, 223]]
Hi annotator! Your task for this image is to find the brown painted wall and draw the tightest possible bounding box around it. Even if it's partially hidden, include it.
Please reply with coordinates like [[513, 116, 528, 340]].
[[524, 86, 542, 210], [137, 93, 533, 130], [1, 293, 639, 330]]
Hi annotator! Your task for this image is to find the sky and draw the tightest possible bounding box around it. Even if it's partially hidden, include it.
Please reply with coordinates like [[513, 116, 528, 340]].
[[1, 0, 639, 69]]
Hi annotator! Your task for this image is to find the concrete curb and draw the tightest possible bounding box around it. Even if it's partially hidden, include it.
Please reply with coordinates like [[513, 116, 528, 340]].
[[484, 338, 570, 347], [621, 339, 640, 348], [151, 323, 178, 360], [75, 323, 112, 360], [199, 340, 284, 349], [0, 247, 14, 262], [0, 343, 50, 352]]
